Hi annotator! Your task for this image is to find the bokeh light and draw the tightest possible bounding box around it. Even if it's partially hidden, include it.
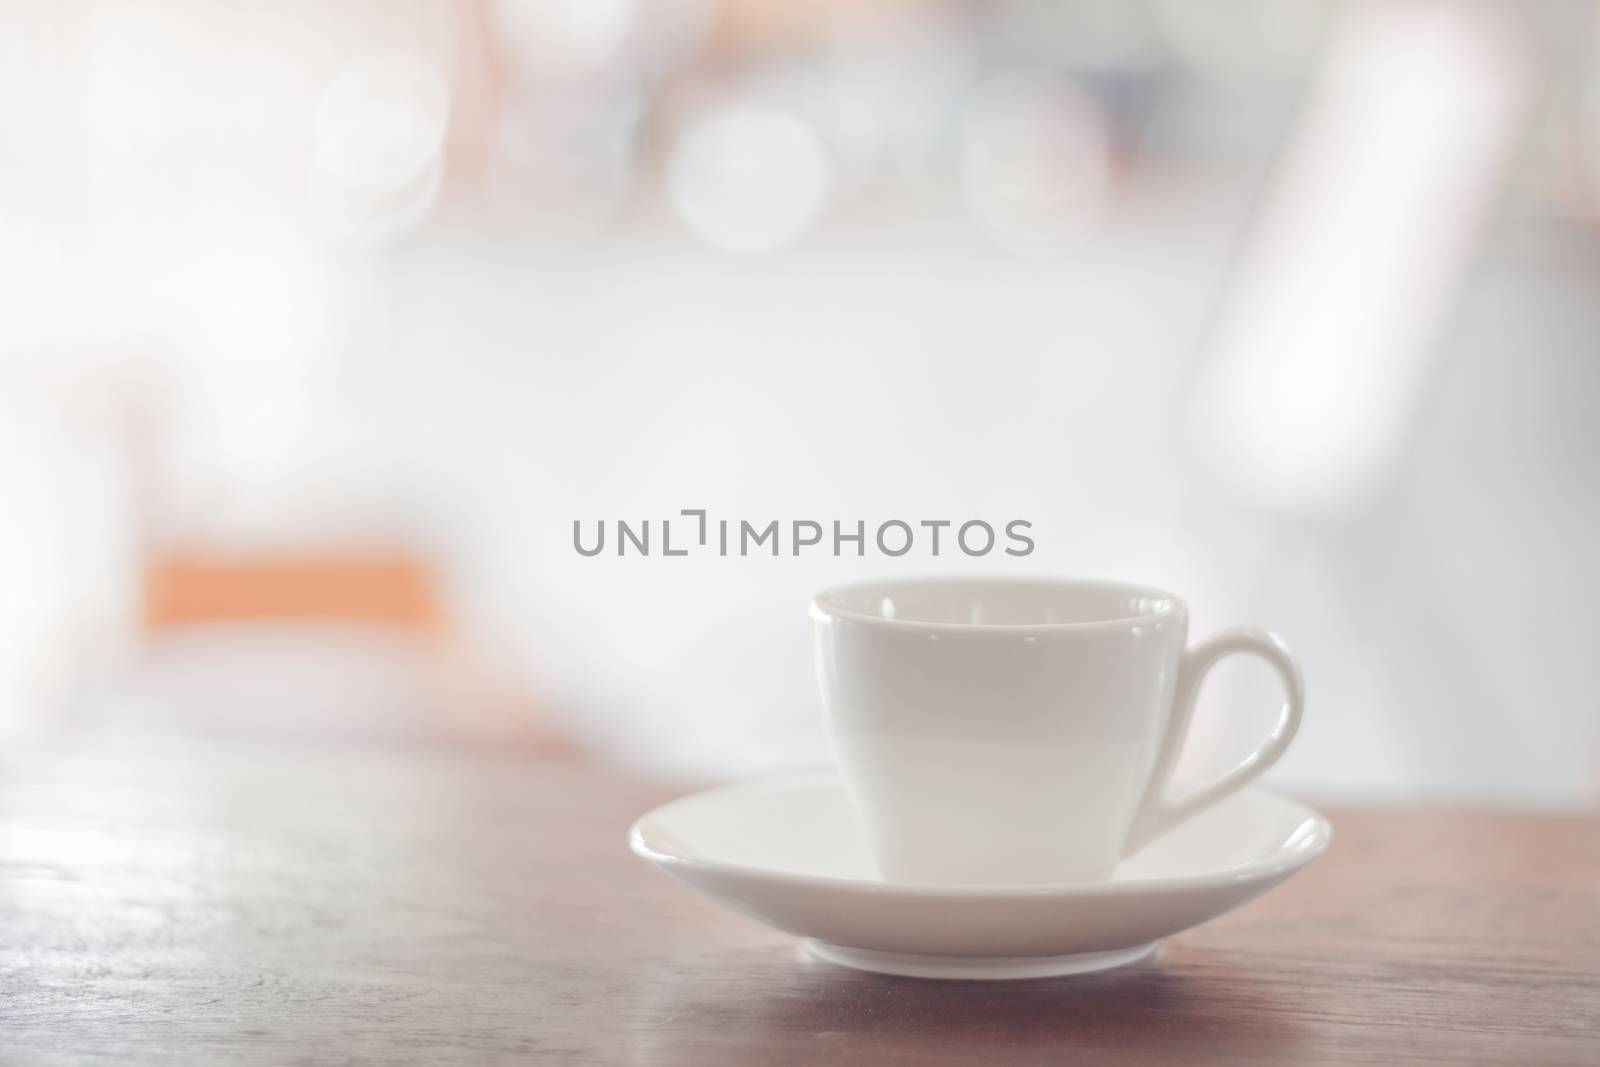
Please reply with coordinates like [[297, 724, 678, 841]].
[[667, 101, 830, 254], [311, 53, 449, 242]]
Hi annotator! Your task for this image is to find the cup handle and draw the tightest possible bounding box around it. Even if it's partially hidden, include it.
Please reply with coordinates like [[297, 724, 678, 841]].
[[1123, 629, 1305, 856]]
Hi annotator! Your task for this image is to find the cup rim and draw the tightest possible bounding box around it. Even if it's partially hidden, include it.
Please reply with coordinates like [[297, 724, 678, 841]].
[[809, 575, 1186, 633]]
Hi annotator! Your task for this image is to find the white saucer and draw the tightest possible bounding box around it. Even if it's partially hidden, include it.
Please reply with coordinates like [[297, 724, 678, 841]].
[[629, 772, 1330, 980]]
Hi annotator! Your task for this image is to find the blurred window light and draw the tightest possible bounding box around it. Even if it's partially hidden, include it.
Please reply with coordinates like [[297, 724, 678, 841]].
[[667, 101, 830, 254], [960, 71, 1113, 253], [311, 53, 450, 241], [1189, 1, 1528, 517], [492, 0, 636, 80]]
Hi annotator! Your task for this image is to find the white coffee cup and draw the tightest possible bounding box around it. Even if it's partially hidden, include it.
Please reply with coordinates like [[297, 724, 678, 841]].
[[811, 577, 1304, 885]]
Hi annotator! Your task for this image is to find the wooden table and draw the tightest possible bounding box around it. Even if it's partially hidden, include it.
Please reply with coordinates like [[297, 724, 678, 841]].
[[2, 734, 1596, 1065]]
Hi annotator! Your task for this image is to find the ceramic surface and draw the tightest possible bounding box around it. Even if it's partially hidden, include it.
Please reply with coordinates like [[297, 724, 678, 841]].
[[811, 577, 1304, 883], [630, 772, 1331, 979]]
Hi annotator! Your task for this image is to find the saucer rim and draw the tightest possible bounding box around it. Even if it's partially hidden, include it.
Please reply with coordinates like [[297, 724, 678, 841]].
[[629, 771, 1332, 900]]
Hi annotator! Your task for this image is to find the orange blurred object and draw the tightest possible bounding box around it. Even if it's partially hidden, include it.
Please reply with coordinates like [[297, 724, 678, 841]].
[[131, 551, 567, 753], [143, 554, 445, 632]]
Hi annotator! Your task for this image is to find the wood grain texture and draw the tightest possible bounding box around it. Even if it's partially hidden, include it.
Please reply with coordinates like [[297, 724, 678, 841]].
[[1, 735, 1596, 1066]]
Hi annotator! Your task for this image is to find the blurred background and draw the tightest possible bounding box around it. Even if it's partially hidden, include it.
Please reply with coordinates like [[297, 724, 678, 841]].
[[1, 0, 1596, 808]]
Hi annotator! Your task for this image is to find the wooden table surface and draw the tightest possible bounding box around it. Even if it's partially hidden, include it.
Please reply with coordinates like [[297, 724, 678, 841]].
[[2, 734, 1596, 1066]]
